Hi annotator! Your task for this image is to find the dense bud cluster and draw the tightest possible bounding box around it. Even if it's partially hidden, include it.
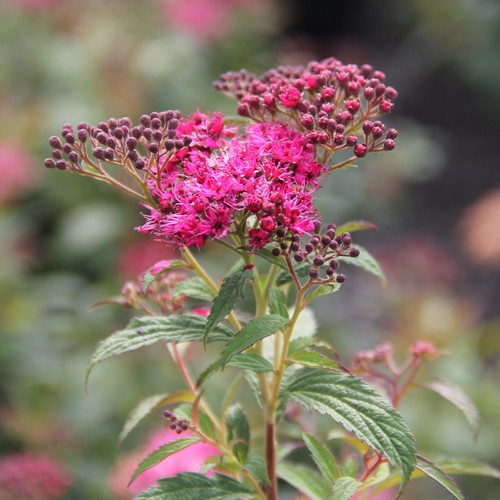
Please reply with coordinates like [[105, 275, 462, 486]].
[[214, 57, 398, 161], [44, 110, 189, 173], [162, 411, 191, 434]]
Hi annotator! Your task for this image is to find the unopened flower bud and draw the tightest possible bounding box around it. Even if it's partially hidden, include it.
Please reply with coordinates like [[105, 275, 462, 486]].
[[49, 136, 62, 149]]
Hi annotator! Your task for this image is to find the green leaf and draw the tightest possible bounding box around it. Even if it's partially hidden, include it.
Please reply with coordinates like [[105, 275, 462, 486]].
[[326, 476, 361, 500], [269, 287, 289, 319], [86, 315, 233, 389], [255, 247, 288, 270], [288, 337, 315, 355], [204, 267, 253, 342], [289, 350, 340, 372], [245, 372, 263, 410], [338, 245, 386, 285], [174, 277, 214, 301], [226, 404, 250, 464], [118, 391, 194, 444], [435, 458, 500, 479], [418, 379, 480, 438], [129, 438, 200, 485], [136, 472, 253, 499], [142, 260, 187, 293], [219, 315, 288, 367], [276, 262, 310, 286], [243, 455, 270, 487], [303, 433, 340, 484], [277, 462, 330, 500], [226, 353, 274, 373], [336, 220, 378, 234], [305, 283, 341, 304], [415, 455, 464, 500], [286, 369, 416, 493]]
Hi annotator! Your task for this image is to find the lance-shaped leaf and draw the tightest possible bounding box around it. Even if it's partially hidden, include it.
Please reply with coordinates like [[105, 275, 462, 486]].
[[204, 267, 253, 342], [174, 277, 214, 301], [242, 455, 270, 487], [255, 247, 288, 270], [289, 350, 341, 372], [303, 433, 340, 484], [278, 462, 330, 500], [142, 259, 187, 293], [119, 391, 194, 444], [86, 314, 233, 389], [219, 315, 288, 367], [226, 353, 274, 373], [338, 245, 386, 286], [225, 404, 250, 464], [269, 287, 289, 319], [285, 369, 416, 493], [129, 437, 201, 486], [136, 472, 253, 499], [417, 379, 480, 438], [326, 476, 361, 500], [415, 455, 464, 500], [336, 220, 378, 234], [305, 283, 341, 304]]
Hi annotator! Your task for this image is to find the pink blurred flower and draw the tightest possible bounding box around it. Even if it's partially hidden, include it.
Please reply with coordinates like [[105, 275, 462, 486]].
[[108, 428, 220, 498], [0, 141, 38, 203], [0, 453, 71, 500]]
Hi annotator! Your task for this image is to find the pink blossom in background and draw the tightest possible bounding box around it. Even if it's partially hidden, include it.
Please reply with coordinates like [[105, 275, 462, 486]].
[[0, 141, 38, 203], [0, 453, 71, 499], [108, 428, 220, 498], [161, 0, 253, 41]]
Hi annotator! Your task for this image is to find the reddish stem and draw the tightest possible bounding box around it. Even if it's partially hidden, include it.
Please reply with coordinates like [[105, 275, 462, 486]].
[[265, 420, 278, 500]]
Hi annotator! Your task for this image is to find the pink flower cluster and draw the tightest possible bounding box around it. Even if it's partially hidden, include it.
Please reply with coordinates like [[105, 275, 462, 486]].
[[138, 112, 323, 250]]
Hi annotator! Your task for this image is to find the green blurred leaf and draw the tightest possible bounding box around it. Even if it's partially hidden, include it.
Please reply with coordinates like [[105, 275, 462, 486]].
[[286, 369, 416, 494], [118, 391, 194, 444], [219, 315, 288, 367], [255, 248, 288, 270], [129, 438, 200, 485], [326, 477, 361, 500], [136, 472, 253, 499], [277, 462, 330, 500], [288, 337, 315, 355], [338, 245, 386, 285], [86, 314, 233, 389], [435, 458, 500, 479], [269, 287, 289, 319], [335, 220, 378, 234], [226, 353, 274, 373], [418, 378, 480, 438], [243, 455, 270, 487], [174, 277, 214, 301], [204, 267, 253, 342], [415, 455, 464, 500], [289, 350, 340, 371], [276, 262, 310, 286], [303, 433, 340, 484], [226, 404, 250, 464], [142, 260, 187, 293], [305, 283, 341, 304]]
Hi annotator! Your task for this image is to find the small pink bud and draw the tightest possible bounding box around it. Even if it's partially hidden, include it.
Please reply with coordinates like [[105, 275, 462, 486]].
[[354, 144, 367, 157], [279, 85, 301, 108]]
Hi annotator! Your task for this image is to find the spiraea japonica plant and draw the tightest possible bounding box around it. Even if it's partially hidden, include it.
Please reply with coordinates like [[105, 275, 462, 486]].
[[45, 57, 499, 499]]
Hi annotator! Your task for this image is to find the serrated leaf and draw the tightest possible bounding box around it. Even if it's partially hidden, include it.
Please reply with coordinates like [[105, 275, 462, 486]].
[[269, 287, 289, 319], [86, 315, 233, 390], [226, 353, 274, 373], [219, 315, 288, 367], [289, 350, 340, 371], [174, 277, 214, 301], [255, 248, 288, 270], [277, 462, 330, 500], [142, 260, 187, 293], [118, 391, 194, 444], [204, 267, 253, 342], [415, 455, 464, 500], [305, 283, 341, 304], [418, 379, 480, 438], [243, 456, 270, 487], [286, 369, 416, 493], [288, 337, 315, 355], [336, 220, 378, 234], [245, 372, 263, 410], [435, 458, 500, 479], [303, 433, 340, 484], [276, 262, 310, 286], [136, 472, 253, 499], [326, 476, 361, 500], [129, 437, 200, 485], [338, 245, 386, 285], [226, 404, 250, 464]]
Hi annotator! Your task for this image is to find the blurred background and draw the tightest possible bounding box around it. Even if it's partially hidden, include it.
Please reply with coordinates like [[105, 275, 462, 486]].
[[0, 0, 499, 498]]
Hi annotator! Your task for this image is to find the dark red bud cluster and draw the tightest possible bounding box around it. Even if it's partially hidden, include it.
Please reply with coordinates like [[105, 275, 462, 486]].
[[162, 410, 191, 434], [214, 57, 398, 159], [44, 110, 189, 173]]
